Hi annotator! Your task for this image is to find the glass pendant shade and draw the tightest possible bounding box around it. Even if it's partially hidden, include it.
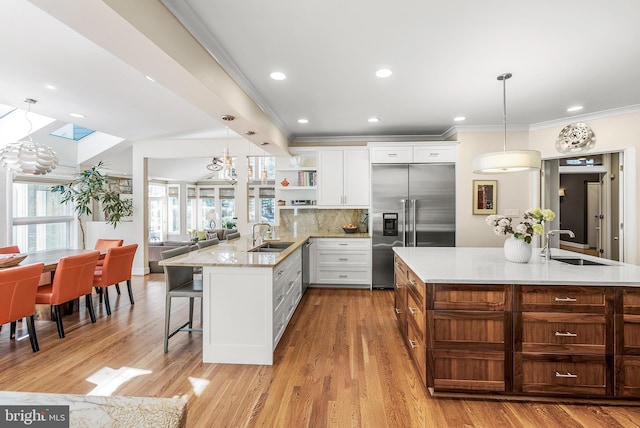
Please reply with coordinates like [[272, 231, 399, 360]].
[[0, 140, 59, 175]]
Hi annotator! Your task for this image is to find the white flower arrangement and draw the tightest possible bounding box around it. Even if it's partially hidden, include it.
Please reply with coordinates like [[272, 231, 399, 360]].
[[485, 208, 555, 243]]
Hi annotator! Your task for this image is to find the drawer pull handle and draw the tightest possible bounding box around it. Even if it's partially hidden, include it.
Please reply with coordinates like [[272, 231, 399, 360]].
[[409, 339, 418, 349], [554, 297, 577, 302], [338, 258, 348, 261], [554, 331, 577, 337], [339, 275, 348, 278], [395, 308, 403, 315], [555, 371, 578, 378], [409, 279, 416, 286], [395, 284, 403, 289], [339, 243, 348, 246], [388, 153, 398, 157], [408, 307, 417, 315]]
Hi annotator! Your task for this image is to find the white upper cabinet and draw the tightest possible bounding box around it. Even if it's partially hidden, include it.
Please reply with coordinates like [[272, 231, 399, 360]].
[[369, 142, 457, 164], [317, 148, 370, 207]]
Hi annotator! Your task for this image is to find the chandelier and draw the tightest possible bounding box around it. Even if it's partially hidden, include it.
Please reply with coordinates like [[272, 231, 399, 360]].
[[0, 98, 59, 175]]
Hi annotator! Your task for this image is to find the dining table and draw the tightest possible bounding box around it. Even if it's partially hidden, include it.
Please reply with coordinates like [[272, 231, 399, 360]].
[[5, 248, 106, 321], [18, 248, 105, 273]]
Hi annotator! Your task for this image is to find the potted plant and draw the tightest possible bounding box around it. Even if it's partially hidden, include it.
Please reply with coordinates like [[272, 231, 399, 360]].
[[222, 217, 237, 229], [51, 161, 133, 248]]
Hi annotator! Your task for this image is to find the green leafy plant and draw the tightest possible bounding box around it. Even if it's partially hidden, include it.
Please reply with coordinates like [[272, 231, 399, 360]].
[[51, 161, 133, 248]]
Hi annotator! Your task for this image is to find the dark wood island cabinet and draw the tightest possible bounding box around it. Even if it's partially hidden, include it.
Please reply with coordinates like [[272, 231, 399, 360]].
[[393, 247, 640, 400]]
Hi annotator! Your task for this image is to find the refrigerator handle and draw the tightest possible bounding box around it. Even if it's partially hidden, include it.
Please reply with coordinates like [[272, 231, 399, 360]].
[[412, 199, 417, 247], [401, 199, 406, 247]]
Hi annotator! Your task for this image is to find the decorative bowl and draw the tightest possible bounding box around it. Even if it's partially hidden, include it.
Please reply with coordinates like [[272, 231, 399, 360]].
[[342, 227, 358, 234], [0, 253, 28, 268]]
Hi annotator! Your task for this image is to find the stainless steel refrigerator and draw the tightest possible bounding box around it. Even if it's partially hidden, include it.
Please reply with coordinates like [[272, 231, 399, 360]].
[[371, 163, 455, 288]]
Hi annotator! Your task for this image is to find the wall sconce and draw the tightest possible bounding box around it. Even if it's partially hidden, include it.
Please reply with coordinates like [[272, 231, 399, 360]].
[[559, 188, 566, 201]]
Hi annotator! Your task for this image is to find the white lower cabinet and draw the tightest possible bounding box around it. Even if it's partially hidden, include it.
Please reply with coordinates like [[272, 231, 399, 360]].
[[204, 247, 301, 365], [312, 238, 371, 288]]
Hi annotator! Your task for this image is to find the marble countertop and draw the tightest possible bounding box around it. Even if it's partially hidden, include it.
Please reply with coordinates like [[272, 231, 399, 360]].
[[159, 232, 370, 268], [393, 247, 640, 286]]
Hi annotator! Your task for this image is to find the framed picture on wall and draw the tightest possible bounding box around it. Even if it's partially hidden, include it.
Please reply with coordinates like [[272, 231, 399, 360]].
[[473, 180, 497, 215]]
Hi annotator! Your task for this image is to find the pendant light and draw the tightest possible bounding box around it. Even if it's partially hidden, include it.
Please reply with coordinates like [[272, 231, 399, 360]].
[[0, 98, 59, 175], [245, 132, 255, 182], [472, 73, 541, 174], [220, 115, 237, 185]]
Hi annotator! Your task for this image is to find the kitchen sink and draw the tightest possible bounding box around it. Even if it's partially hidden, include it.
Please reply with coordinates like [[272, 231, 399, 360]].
[[551, 257, 607, 266], [248, 242, 294, 253]]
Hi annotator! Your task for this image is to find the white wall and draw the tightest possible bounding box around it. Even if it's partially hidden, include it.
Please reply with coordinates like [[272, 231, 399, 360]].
[[454, 129, 536, 248], [529, 111, 640, 264]]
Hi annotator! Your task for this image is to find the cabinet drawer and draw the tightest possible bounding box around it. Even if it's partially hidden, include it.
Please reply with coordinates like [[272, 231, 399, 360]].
[[431, 283, 511, 311], [316, 268, 370, 284], [430, 349, 505, 392], [407, 319, 427, 385], [413, 145, 456, 163], [315, 238, 370, 250], [430, 311, 509, 352], [370, 146, 412, 163], [317, 251, 369, 266], [621, 287, 640, 315], [616, 356, 640, 397], [407, 269, 425, 308], [407, 289, 425, 337], [518, 285, 612, 313], [394, 255, 408, 279], [516, 353, 610, 396], [519, 312, 608, 355], [620, 314, 640, 355]]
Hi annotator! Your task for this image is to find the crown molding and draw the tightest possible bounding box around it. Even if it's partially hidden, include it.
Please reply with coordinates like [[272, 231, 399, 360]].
[[292, 134, 446, 144], [529, 104, 640, 131]]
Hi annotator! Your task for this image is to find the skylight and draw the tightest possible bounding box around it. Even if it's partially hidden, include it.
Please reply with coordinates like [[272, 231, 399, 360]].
[[50, 123, 95, 141]]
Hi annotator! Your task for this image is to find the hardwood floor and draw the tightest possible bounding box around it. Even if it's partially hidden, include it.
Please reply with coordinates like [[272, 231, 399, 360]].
[[1, 275, 639, 427]]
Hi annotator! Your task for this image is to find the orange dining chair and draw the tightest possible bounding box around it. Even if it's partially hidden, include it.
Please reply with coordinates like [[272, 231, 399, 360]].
[[0, 263, 45, 352], [35, 251, 100, 338], [0, 246, 21, 254], [93, 244, 138, 316], [94, 239, 123, 295]]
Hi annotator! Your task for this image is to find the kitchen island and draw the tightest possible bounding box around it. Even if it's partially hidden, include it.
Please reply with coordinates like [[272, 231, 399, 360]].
[[393, 247, 640, 399], [159, 232, 368, 365]]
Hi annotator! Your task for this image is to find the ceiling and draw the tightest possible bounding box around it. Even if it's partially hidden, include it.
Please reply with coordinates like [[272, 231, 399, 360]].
[[1, 0, 639, 167]]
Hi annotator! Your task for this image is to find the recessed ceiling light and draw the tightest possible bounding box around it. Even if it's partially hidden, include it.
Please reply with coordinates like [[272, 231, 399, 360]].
[[297, 118, 309, 124], [45, 84, 56, 90], [376, 68, 392, 78], [145, 75, 156, 82], [453, 116, 466, 122], [270, 71, 286, 81], [368, 117, 380, 123], [69, 113, 86, 118], [567, 105, 584, 112]]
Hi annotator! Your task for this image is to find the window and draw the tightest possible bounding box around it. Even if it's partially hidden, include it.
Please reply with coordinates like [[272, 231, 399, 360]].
[[148, 184, 165, 242], [198, 187, 216, 230], [167, 185, 180, 234], [219, 188, 235, 221], [248, 185, 275, 224], [12, 181, 73, 252], [186, 186, 197, 231]]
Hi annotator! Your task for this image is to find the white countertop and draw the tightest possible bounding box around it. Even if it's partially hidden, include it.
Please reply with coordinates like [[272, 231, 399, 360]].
[[159, 232, 370, 268], [393, 247, 640, 286]]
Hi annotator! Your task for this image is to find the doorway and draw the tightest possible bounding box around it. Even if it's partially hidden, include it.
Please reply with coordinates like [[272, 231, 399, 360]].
[[543, 152, 623, 261]]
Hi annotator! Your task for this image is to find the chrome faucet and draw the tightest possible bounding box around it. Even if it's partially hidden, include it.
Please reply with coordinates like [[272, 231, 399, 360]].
[[541, 229, 576, 260], [252, 223, 271, 246]]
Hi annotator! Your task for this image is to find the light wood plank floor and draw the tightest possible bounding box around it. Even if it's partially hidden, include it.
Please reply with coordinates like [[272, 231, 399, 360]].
[[1, 275, 639, 427]]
